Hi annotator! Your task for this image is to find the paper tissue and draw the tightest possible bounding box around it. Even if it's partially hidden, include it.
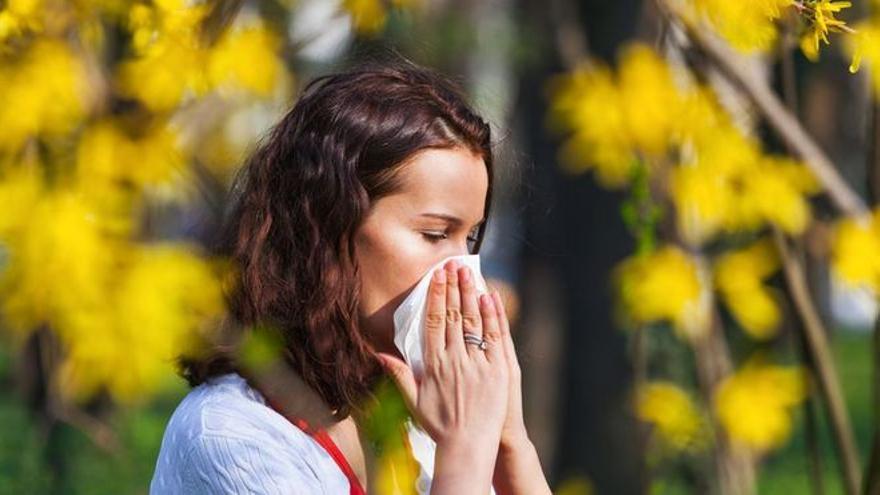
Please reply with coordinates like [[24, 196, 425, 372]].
[[392, 253, 497, 495]]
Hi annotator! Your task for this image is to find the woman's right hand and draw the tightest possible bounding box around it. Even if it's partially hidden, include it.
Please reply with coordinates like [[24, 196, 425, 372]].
[[375, 259, 509, 492]]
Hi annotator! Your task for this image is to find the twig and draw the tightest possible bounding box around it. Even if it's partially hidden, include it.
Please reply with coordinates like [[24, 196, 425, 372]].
[[772, 229, 862, 495], [778, 29, 825, 495], [692, 310, 756, 495], [862, 95, 880, 495]]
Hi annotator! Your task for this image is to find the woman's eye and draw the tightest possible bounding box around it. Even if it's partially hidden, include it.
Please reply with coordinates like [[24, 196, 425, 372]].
[[422, 232, 447, 243]]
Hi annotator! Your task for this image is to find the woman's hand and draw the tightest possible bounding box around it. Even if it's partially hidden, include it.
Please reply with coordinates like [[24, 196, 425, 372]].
[[375, 259, 509, 493], [485, 285, 528, 450]]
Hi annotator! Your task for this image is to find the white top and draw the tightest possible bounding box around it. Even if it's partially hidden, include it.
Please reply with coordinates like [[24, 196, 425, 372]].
[[149, 372, 351, 494]]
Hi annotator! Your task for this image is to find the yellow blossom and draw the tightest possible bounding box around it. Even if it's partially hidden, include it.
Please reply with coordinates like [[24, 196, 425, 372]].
[[0, 39, 92, 151], [636, 381, 708, 453], [846, 19, 880, 84], [737, 157, 814, 235], [0, 190, 119, 339], [548, 63, 634, 187], [57, 244, 226, 404], [546, 43, 687, 188], [799, 1, 853, 62], [374, 441, 419, 495], [0, 0, 44, 43], [714, 358, 808, 452], [208, 24, 285, 97], [830, 210, 880, 293], [671, 126, 816, 245], [714, 238, 781, 339], [614, 246, 711, 340], [342, 0, 418, 35], [116, 1, 210, 111], [343, 0, 388, 34], [0, 163, 43, 237], [689, 0, 793, 53], [76, 118, 186, 189], [617, 44, 682, 157]]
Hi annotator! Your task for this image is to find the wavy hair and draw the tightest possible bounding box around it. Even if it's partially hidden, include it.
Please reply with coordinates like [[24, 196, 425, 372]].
[[177, 57, 495, 419]]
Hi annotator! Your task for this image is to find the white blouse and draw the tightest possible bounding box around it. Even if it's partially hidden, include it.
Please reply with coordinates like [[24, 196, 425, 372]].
[[149, 372, 351, 494], [150, 371, 497, 494]]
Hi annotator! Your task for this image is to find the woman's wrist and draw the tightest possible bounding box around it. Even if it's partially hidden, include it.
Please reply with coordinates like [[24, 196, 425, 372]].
[[498, 430, 532, 456], [432, 437, 499, 495], [493, 436, 552, 495]]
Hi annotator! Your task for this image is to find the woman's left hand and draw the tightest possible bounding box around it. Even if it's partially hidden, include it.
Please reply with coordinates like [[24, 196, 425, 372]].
[[486, 282, 552, 495], [485, 283, 528, 449]]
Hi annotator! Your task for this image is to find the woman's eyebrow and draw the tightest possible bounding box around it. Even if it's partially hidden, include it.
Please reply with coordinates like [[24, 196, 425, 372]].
[[419, 212, 485, 228]]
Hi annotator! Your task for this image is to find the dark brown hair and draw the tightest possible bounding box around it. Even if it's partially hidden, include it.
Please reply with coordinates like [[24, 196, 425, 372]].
[[178, 56, 495, 419]]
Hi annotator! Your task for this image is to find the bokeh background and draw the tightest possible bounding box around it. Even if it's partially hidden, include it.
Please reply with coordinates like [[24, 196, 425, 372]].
[[3, 0, 880, 494]]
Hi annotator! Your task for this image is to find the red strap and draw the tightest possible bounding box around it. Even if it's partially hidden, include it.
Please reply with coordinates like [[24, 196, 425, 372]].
[[261, 395, 367, 495], [291, 415, 367, 495]]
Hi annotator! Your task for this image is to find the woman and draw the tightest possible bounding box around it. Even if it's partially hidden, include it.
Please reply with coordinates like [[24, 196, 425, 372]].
[[149, 57, 551, 494]]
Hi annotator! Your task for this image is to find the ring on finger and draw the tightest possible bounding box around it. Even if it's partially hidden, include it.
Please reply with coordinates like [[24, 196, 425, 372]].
[[463, 331, 488, 351]]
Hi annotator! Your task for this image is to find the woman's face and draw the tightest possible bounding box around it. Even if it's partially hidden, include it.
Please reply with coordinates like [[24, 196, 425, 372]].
[[354, 146, 488, 356]]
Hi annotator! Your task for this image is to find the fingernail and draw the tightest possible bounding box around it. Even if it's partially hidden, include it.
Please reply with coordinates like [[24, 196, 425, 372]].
[[460, 267, 470, 283], [480, 294, 493, 310], [433, 268, 446, 283]]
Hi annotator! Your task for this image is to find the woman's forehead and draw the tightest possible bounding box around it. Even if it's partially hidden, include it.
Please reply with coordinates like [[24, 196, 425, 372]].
[[395, 147, 488, 216]]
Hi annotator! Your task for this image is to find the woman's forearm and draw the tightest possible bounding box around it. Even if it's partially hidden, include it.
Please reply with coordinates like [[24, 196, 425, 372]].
[[431, 438, 499, 495], [491, 436, 552, 495]]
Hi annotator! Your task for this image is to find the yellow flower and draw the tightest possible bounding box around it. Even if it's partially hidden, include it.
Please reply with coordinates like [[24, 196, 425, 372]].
[[799, 1, 853, 62], [547, 62, 634, 187], [116, 36, 209, 112], [671, 125, 817, 245], [76, 118, 186, 189], [116, 1, 211, 111], [689, 0, 793, 53], [0, 39, 92, 151], [343, 0, 388, 34], [208, 24, 285, 97], [0, 175, 225, 403], [845, 19, 880, 84], [374, 441, 419, 495], [546, 43, 687, 188], [830, 210, 880, 293], [671, 125, 752, 244], [614, 246, 711, 340], [617, 44, 682, 157], [0, 0, 44, 43], [57, 244, 227, 404], [714, 238, 781, 339], [636, 381, 708, 453], [341, 0, 418, 35], [736, 156, 814, 235], [0, 189, 118, 338], [715, 358, 808, 452], [0, 163, 43, 238]]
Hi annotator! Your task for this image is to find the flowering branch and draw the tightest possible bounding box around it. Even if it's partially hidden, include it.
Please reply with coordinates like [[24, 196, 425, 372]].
[[657, 2, 863, 492], [659, 0, 867, 217]]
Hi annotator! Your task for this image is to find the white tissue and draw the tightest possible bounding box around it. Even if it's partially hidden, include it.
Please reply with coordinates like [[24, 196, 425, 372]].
[[392, 253, 496, 495], [393, 254, 489, 380]]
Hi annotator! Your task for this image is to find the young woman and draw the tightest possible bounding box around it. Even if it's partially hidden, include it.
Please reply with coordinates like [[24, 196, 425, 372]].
[[149, 57, 551, 495]]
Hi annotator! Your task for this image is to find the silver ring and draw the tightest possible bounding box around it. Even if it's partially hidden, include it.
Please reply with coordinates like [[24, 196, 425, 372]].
[[463, 332, 488, 351]]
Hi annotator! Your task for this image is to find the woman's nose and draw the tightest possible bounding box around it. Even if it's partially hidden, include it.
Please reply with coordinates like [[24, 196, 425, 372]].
[[450, 244, 470, 259]]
